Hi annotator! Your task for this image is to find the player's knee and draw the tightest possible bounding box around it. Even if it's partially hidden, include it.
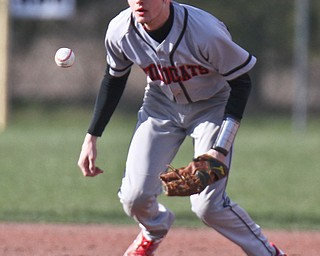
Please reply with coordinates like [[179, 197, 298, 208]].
[[120, 190, 157, 218], [191, 196, 225, 221]]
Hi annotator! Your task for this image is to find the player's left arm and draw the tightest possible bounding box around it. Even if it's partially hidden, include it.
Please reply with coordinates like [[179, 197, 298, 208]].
[[225, 73, 252, 120], [207, 73, 252, 161]]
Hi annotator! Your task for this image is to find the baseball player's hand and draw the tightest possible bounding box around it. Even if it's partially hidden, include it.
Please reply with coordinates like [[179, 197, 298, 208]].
[[78, 133, 104, 177]]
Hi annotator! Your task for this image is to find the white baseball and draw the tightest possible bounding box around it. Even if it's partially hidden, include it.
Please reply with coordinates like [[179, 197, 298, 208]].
[[55, 47, 75, 68]]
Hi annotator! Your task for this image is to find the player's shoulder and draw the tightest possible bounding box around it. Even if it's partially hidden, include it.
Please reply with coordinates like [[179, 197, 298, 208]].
[[180, 2, 214, 19], [177, 2, 230, 38], [106, 8, 132, 39]]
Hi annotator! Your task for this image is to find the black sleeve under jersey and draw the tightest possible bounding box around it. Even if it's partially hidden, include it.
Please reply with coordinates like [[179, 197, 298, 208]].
[[225, 73, 252, 120], [87, 67, 130, 136]]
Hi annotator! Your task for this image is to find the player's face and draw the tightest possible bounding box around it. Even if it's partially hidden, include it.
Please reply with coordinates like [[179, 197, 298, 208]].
[[128, 0, 171, 31]]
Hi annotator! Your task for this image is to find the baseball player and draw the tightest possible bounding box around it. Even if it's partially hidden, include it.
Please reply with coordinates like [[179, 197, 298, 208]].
[[78, 0, 287, 255]]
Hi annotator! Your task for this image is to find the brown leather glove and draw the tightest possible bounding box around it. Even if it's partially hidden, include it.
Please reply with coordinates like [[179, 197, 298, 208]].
[[160, 154, 229, 196]]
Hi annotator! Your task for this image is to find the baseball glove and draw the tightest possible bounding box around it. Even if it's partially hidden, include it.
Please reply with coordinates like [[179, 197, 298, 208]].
[[160, 154, 229, 196]]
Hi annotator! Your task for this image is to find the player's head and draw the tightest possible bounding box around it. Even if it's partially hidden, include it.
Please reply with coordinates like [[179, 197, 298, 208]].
[[128, 0, 171, 31]]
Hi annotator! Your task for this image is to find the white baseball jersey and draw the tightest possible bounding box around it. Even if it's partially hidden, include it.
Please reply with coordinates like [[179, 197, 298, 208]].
[[105, 1, 256, 104]]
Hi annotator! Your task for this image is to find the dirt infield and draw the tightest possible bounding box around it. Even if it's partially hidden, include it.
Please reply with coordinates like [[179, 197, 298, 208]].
[[0, 223, 319, 256]]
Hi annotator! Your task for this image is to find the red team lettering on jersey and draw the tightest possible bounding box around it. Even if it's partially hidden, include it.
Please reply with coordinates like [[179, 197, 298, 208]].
[[143, 63, 209, 84]]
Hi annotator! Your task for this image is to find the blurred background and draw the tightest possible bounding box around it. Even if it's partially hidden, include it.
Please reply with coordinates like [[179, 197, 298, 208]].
[[0, 0, 319, 229]]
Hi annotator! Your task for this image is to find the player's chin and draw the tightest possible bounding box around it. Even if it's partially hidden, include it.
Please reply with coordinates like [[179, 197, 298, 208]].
[[134, 15, 149, 24]]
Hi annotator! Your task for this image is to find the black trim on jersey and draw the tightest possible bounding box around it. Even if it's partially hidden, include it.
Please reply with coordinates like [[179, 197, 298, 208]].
[[169, 7, 193, 103], [109, 63, 134, 73], [222, 54, 253, 77], [130, 15, 157, 55]]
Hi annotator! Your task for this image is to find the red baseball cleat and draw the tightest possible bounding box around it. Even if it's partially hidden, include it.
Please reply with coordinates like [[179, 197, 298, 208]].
[[124, 232, 163, 256], [270, 242, 287, 256]]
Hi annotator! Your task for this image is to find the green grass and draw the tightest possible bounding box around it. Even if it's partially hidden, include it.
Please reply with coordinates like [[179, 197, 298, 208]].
[[1, 104, 319, 230], [227, 117, 320, 230]]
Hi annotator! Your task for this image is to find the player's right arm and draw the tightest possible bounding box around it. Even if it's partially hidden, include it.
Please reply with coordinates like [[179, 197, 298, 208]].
[[78, 10, 133, 177], [87, 66, 130, 136], [78, 133, 102, 177], [77, 66, 130, 177]]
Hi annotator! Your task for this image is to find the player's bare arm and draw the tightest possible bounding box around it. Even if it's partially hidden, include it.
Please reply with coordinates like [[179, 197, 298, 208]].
[[78, 133, 103, 177]]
